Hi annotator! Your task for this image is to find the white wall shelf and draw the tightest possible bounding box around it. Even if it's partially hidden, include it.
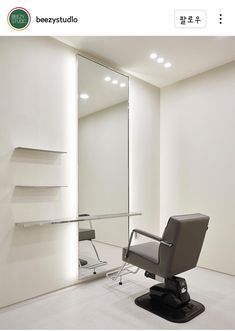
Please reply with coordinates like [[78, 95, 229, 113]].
[[15, 185, 68, 188], [15, 212, 142, 227], [13, 147, 68, 189], [15, 146, 67, 154]]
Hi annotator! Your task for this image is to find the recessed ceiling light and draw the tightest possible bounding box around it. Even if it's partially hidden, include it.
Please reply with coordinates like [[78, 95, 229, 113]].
[[157, 57, 164, 64], [150, 53, 158, 59], [164, 62, 172, 68], [112, 79, 118, 85], [80, 93, 89, 100], [120, 83, 126, 87], [104, 76, 111, 82]]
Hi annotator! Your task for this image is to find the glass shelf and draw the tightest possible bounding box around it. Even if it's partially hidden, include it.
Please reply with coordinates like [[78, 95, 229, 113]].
[[15, 212, 142, 227], [15, 185, 68, 188], [15, 147, 67, 154]]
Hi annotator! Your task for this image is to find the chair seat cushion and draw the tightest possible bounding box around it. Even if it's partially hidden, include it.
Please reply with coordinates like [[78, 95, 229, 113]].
[[79, 228, 95, 241], [122, 242, 160, 273]]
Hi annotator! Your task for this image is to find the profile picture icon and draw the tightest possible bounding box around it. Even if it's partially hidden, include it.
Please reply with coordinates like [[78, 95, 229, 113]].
[[8, 7, 31, 30]]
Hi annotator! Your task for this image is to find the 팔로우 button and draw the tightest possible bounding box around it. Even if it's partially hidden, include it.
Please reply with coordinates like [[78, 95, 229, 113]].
[[175, 10, 206, 28]]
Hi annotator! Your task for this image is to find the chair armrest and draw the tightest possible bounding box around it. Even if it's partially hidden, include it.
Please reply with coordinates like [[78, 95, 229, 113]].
[[132, 229, 163, 242], [125, 228, 172, 259]]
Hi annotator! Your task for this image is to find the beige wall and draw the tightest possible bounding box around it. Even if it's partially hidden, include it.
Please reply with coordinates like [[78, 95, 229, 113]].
[[2, 36, 233, 309], [0, 37, 78, 307], [0, 38, 161, 307], [129, 77, 160, 240], [78, 102, 129, 247], [160, 62, 235, 275]]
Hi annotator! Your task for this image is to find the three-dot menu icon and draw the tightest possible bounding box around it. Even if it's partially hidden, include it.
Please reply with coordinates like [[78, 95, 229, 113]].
[[219, 14, 223, 24]]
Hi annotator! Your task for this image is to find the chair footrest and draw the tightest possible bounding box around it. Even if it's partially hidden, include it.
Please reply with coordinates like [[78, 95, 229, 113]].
[[83, 261, 107, 269], [135, 293, 205, 323], [106, 263, 139, 281]]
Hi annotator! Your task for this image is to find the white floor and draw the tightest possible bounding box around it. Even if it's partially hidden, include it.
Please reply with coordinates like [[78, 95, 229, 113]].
[[0, 267, 234, 330]]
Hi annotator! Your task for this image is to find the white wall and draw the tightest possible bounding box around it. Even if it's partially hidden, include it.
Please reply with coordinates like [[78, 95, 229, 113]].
[[78, 102, 128, 247], [4, 36, 232, 307], [0, 38, 161, 307], [129, 77, 160, 239], [0, 37, 78, 307], [160, 62, 235, 275]]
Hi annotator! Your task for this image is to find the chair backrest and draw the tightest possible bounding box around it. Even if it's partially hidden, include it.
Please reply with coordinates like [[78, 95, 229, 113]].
[[158, 213, 209, 278]]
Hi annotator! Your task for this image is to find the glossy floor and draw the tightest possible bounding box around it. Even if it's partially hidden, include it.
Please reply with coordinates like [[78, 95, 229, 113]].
[[0, 267, 234, 329]]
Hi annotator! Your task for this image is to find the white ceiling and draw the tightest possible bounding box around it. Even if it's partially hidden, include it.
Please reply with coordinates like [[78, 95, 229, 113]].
[[57, 36, 235, 88], [78, 55, 128, 118]]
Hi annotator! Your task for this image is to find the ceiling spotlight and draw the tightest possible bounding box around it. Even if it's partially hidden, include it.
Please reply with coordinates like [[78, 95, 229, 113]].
[[112, 79, 118, 85], [104, 76, 111, 82], [164, 62, 172, 68], [150, 53, 158, 59], [157, 57, 164, 64], [120, 83, 126, 87], [80, 93, 89, 100]]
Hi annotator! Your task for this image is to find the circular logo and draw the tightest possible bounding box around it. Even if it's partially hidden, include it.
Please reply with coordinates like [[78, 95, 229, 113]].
[[8, 7, 31, 30]]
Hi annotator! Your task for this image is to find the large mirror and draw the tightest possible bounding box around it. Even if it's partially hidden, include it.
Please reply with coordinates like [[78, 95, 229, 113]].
[[78, 55, 129, 278]]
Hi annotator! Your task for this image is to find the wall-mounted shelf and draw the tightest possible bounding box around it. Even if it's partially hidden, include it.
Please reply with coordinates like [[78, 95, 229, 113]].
[[14, 147, 67, 154], [15, 185, 68, 188], [15, 212, 142, 227], [13, 147, 68, 189]]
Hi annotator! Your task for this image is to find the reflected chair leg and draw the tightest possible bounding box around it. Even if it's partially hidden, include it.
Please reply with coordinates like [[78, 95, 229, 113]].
[[90, 240, 102, 262], [79, 240, 107, 275], [90, 239, 102, 274]]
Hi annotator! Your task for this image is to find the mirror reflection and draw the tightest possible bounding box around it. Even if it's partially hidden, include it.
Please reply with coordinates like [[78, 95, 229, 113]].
[[78, 56, 129, 278]]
